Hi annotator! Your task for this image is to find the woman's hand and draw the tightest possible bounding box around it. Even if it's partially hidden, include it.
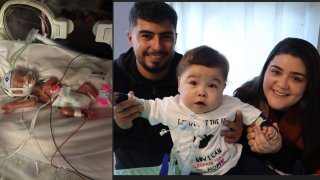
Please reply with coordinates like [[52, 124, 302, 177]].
[[247, 123, 282, 154]]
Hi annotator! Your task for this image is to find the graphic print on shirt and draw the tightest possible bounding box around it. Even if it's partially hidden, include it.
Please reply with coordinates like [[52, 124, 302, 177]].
[[176, 117, 233, 173], [194, 134, 213, 148]]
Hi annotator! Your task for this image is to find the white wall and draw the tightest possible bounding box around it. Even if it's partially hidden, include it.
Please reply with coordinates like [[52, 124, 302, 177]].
[[113, 2, 134, 59]]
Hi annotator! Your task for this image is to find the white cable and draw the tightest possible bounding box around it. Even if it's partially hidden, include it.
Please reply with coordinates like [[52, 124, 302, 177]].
[[181, 113, 205, 175], [0, 100, 50, 160], [20, 109, 51, 162], [167, 121, 188, 175]]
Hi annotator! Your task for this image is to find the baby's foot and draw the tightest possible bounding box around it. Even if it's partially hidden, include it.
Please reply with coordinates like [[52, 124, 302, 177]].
[[83, 109, 94, 120]]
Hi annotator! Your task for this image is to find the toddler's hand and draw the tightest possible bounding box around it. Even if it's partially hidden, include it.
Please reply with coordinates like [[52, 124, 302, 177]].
[[248, 123, 282, 154], [264, 125, 278, 142]]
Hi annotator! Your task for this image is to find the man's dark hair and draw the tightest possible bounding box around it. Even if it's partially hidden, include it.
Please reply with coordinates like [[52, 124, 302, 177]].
[[129, 2, 178, 31]]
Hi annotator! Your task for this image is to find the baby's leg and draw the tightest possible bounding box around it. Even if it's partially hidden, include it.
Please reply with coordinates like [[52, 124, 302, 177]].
[[59, 107, 75, 118], [60, 107, 93, 119], [77, 82, 98, 97]]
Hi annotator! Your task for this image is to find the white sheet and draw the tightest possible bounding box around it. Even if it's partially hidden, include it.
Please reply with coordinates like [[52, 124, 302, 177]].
[[0, 40, 112, 180]]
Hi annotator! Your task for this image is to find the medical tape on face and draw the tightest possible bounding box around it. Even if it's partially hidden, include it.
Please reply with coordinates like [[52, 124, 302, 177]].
[[2, 70, 36, 97], [2, 71, 12, 89]]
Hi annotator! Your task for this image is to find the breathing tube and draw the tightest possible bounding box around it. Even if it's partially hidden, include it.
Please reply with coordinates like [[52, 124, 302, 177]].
[[26, 28, 62, 47], [159, 112, 206, 175]]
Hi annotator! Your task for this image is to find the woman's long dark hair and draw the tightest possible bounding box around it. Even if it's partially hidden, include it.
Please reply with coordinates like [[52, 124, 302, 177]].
[[234, 37, 320, 173]]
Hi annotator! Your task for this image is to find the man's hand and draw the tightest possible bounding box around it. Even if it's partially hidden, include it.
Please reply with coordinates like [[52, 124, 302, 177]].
[[247, 123, 282, 154], [113, 91, 143, 129], [221, 110, 244, 143]]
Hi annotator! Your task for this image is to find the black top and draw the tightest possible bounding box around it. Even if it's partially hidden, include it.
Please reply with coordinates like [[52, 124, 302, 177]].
[[113, 48, 183, 169]]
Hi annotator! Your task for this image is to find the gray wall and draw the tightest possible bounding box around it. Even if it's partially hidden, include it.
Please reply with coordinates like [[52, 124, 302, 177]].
[[114, 2, 134, 59], [318, 27, 320, 53]]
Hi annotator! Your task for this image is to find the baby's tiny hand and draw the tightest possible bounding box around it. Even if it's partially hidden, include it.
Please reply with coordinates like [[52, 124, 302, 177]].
[[1, 104, 15, 115], [264, 125, 279, 142]]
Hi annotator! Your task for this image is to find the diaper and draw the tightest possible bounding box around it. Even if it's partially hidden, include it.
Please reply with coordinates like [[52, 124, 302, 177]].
[[52, 86, 93, 109]]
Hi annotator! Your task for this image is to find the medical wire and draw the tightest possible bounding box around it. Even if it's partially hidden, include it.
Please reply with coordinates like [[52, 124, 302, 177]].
[[8, 43, 29, 69], [181, 114, 205, 175], [28, 45, 92, 179], [50, 114, 87, 180], [20, 99, 87, 179], [46, 51, 95, 179], [48, 104, 94, 180], [20, 109, 51, 162], [57, 53, 87, 85], [3, 42, 95, 178], [0, 98, 51, 160], [163, 113, 205, 175], [22, 49, 91, 178]]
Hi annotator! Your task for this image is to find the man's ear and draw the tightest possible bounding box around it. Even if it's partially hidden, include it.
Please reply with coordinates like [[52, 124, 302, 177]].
[[174, 32, 178, 45], [127, 31, 133, 47]]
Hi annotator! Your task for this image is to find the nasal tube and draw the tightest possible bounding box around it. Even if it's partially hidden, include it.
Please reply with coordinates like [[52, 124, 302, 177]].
[[26, 28, 60, 46]]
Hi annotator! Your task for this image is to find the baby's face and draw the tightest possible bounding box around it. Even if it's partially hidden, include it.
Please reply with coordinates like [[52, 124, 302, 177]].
[[36, 79, 60, 103], [41, 79, 60, 96], [178, 65, 225, 114]]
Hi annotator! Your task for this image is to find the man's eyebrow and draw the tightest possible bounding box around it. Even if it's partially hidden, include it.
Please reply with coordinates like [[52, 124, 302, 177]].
[[138, 30, 153, 34], [139, 30, 174, 35]]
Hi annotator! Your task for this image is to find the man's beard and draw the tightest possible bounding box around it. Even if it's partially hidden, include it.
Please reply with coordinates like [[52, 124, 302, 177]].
[[138, 59, 170, 73], [137, 52, 172, 73]]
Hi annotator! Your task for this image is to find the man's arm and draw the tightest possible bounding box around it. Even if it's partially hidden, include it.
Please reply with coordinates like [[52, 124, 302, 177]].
[[220, 110, 244, 143]]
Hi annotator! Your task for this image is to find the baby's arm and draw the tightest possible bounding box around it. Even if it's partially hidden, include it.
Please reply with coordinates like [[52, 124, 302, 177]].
[[113, 92, 165, 124], [114, 92, 143, 107], [1, 96, 37, 114]]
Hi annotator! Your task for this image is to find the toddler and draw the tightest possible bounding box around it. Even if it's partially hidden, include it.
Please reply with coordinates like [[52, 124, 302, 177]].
[[114, 46, 280, 175]]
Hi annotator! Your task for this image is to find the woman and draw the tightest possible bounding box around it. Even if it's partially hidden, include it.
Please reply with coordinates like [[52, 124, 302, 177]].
[[234, 37, 320, 174]]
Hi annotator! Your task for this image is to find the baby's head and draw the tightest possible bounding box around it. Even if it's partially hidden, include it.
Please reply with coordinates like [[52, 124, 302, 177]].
[[1, 69, 36, 97], [176, 45, 229, 114]]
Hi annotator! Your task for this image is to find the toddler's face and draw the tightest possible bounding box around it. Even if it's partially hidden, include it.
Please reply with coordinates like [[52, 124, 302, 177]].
[[178, 65, 225, 114]]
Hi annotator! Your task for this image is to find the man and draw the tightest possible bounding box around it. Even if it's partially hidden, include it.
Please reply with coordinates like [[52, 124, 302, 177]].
[[113, 2, 243, 170]]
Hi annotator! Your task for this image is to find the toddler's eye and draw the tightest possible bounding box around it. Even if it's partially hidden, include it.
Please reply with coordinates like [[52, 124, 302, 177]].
[[208, 84, 218, 88], [189, 81, 197, 86]]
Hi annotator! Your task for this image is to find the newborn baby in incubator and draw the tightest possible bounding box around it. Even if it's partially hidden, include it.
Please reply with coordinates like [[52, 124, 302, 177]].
[[1, 69, 99, 119]]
